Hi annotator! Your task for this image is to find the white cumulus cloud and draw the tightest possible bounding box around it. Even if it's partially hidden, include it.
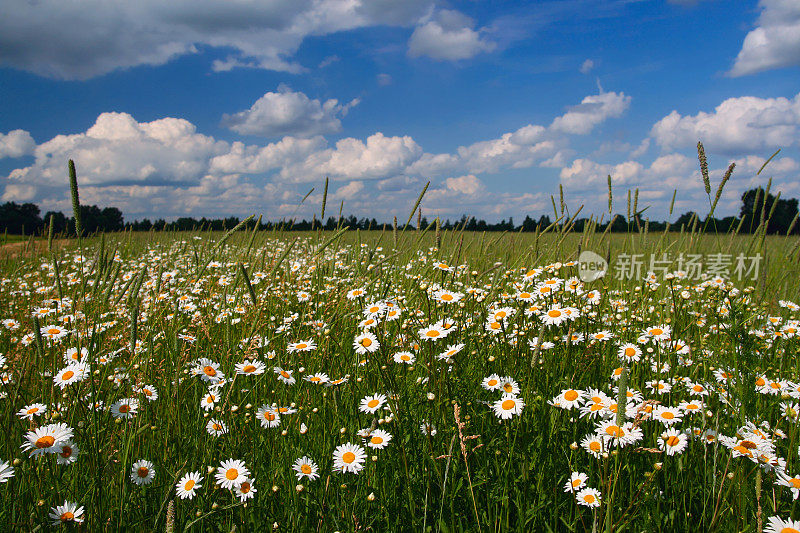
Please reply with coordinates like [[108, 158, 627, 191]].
[[650, 92, 800, 154], [550, 91, 631, 135], [221, 86, 359, 138], [8, 112, 229, 190], [0, 0, 434, 80], [0, 130, 36, 159], [408, 9, 496, 61], [729, 0, 800, 77], [279, 132, 424, 182], [445, 174, 484, 195]]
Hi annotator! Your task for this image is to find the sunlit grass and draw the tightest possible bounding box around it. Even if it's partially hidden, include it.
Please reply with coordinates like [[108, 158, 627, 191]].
[[0, 221, 799, 531]]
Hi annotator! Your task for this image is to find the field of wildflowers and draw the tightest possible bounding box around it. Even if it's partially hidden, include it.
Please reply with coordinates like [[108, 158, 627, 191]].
[[2, 183, 800, 531]]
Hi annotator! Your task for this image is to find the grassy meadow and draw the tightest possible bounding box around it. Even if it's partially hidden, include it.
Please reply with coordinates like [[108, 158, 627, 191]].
[[1, 214, 800, 531]]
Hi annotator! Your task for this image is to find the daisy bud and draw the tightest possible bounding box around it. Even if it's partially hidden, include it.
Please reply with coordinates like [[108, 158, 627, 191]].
[[727, 472, 734, 480], [231, 405, 238, 412], [372, 456, 378, 462], [570, 442, 578, 450], [281, 430, 287, 436], [367, 492, 375, 501], [207, 466, 215, 473], [196, 511, 202, 517], [296, 484, 304, 492], [272, 485, 279, 492], [324, 329, 330, 335], [300, 423, 308, 434], [427, 393, 435, 401], [488, 356, 495, 362], [357, 377, 363, 382], [602, 452, 609, 459], [340, 427, 346, 434], [38, 500, 45, 506], [13, 458, 21, 466], [654, 462, 663, 470], [94, 369, 100, 375], [211, 503, 218, 510], [299, 367, 305, 373]]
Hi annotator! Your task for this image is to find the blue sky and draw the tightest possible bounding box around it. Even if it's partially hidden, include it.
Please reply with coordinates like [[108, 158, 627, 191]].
[[1, 0, 799, 223]]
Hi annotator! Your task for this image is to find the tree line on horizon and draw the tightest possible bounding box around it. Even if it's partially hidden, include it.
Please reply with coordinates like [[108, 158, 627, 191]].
[[1, 187, 798, 236]]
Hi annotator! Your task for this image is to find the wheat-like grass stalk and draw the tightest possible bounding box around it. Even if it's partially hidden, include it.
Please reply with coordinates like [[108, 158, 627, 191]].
[[68, 159, 82, 237], [697, 142, 710, 195]]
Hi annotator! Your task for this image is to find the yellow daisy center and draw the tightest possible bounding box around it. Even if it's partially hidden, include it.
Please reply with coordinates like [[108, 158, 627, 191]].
[[36, 435, 55, 449], [564, 390, 579, 402]]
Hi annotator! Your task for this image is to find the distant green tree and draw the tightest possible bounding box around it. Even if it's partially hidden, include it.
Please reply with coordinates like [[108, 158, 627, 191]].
[[0, 202, 43, 234], [740, 187, 799, 234]]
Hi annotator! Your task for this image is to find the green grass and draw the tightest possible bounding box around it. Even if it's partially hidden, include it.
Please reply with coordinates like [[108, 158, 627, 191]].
[[0, 225, 799, 531]]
